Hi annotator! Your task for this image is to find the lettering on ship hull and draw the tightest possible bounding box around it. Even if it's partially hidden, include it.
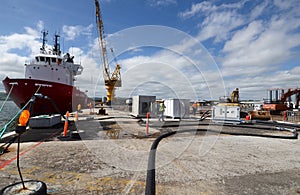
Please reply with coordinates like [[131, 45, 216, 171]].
[[35, 83, 53, 87]]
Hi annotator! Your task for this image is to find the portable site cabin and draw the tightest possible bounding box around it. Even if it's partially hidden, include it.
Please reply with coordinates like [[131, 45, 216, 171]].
[[164, 99, 190, 119], [131, 95, 156, 118]]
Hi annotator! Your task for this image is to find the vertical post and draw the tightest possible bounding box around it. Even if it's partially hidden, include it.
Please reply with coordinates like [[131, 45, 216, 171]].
[[146, 112, 150, 135], [284, 111, 287, 121], [15, 110, 30, 190], [77, 104, 81, 112], [63, 111, 70, 137], [17, 134, 26, 189], [74, 112, 79, 123]]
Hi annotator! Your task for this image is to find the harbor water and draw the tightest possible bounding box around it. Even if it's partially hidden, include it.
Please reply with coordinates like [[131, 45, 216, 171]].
[[0, 100, 19, 133]]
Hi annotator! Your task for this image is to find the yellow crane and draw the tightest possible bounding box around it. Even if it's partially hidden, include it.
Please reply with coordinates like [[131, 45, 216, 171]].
[[95, 0, 121, 105]]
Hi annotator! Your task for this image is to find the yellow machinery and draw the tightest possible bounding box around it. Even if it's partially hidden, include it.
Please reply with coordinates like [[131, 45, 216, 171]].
[[218, 88, 240, 106], [95, 0, 121, 105], [230, 88, 239, 103]]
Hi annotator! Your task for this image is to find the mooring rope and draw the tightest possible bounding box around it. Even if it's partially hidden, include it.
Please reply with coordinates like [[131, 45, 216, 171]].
[[0, 83, 15, 114], [0, 85, 41, 139]]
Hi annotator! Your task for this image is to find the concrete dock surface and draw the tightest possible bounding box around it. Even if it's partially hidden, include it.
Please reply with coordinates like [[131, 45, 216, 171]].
[[1, 108, 300, 194]]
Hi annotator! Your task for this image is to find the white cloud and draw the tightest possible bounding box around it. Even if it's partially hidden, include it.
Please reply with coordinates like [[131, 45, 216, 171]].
[[249, 1, 268, 20], [2, 1, 300, 102], [75, 54, 102, 97], [222, 15, 300, 71], [223, 68, 300, 100], [177, 0, 300, 100], [180, 1, 248, 43], [0, 24, 41, 83], [274, 0, 298, 11], [36, 20, 45, 32], [92, 25, 227, 99], [148, 0, 177, 7], [112, 46, 225, 100], [197, 10, 245, 42], [179, 0, 248, 19], [179, 1, 217, 18], [118, 56, 199, 99], [223, 20, 264, 53], [62, 24, 93, 41]]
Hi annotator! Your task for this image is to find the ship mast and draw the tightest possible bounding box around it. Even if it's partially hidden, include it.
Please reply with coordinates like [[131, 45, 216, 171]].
[[53, 34, 61, 56], [40, 30, 48, 54]]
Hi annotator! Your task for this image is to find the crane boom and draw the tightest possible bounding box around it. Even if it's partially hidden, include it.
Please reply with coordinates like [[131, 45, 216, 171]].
[[95, 0, 121, 104], [95, 0, 110, 81]]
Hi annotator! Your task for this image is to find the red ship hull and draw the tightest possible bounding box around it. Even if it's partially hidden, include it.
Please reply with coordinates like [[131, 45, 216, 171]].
[[2, 77, 91, 116]]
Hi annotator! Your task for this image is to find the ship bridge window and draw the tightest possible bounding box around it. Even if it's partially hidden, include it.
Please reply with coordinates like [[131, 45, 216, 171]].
[[40, 57, 45, 61], [35, 57, 39, 62], [51, 58, 56, 63]]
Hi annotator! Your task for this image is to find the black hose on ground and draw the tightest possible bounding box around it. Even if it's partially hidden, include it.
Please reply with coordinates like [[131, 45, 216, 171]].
[[140, 111, 299, 134], [199, 110, 210, 121], [31, 93, 65, 119], [145, 130, 177, 195], [141, 120, 298, 133], [254, 119, 300, 128], [145, 126, 298, 195]]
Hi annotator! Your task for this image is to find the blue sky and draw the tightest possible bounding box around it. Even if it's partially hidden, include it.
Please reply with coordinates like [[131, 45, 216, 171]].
[[1, 0, 300, 101]]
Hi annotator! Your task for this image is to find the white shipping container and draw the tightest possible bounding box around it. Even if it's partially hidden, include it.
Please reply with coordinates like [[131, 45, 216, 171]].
[[164, 99, 190, 119], [131, 95, 156, 117]]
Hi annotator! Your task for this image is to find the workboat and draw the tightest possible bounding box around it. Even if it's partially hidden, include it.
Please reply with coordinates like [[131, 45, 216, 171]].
[[2, 31, 91, 116]]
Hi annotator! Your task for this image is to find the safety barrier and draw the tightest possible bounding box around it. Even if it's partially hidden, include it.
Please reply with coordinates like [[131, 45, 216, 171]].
[[285, 111, 300, 123]]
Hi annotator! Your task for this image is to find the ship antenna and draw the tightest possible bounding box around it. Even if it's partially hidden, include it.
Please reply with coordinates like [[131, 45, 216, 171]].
[[41, 30, 48, 53], [53, 33, 61, 56]]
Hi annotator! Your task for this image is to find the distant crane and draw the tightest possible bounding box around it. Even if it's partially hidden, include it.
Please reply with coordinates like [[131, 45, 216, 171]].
[[95, 0, 121, 105]]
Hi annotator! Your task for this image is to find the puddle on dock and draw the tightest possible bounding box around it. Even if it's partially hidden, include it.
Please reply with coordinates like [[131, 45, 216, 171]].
[[75, 120, 136, 140]]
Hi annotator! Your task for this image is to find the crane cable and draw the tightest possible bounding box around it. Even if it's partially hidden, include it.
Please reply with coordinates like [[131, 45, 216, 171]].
[[0, 85, 41, 139]]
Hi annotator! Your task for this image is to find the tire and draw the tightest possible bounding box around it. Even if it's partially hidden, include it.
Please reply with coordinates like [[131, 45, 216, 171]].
[[0, 180, 47, 195]]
